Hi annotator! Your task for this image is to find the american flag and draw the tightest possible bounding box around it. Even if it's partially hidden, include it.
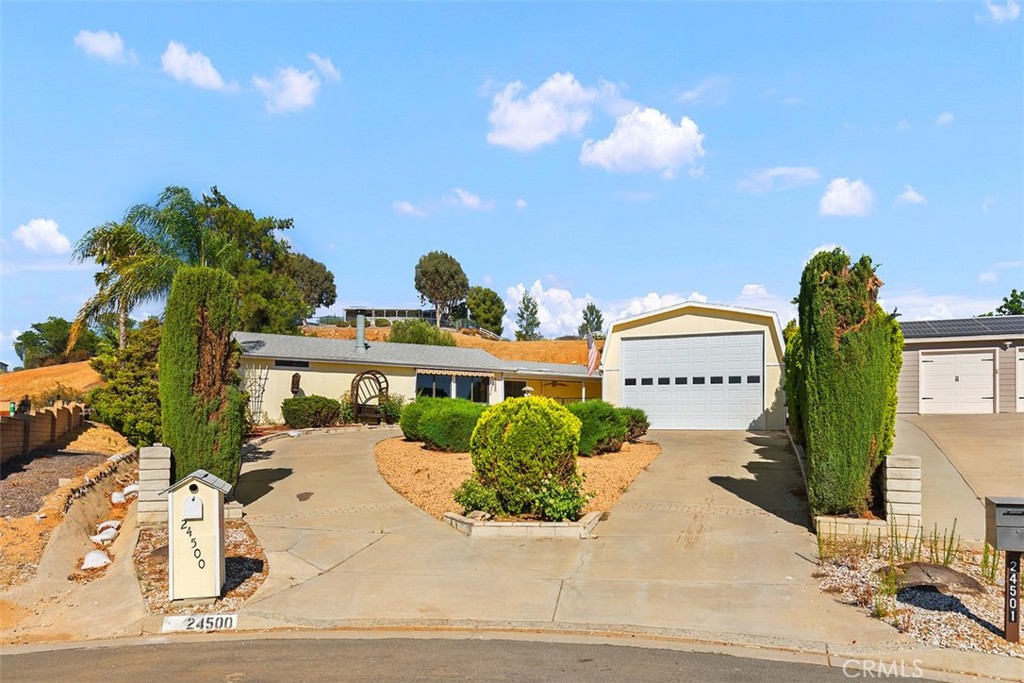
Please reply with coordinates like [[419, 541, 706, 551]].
[[586, 327, 599, 377]]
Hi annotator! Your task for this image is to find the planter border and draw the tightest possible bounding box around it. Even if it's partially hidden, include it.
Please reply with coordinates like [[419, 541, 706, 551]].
[[443, 511, 603, 539]]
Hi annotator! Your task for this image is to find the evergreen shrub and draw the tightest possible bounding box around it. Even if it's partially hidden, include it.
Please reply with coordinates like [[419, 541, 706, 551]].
[[567, 400, 627, 455], [419, 399, 486, 452], [617, 407, 650, 442], [281, 395, 342, 428]]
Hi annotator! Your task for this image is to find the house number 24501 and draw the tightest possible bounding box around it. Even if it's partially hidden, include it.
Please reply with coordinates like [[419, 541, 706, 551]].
[[180, 519, 206, 570]]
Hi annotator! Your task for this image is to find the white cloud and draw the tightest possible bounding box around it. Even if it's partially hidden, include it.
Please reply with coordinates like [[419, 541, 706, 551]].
[[74, 29, 135, 64], [677, 75, 729, 104], [580, 107, 705, 179], [734, 284, 797, 323], [308, 53, 341, 82], [819, 177, 874, 217], [897, 119, 911, 131], [486, 72, 600, 151], [936, 111, 955, 126], [739, 166, 821, 193], [12, 218, 72, 254], [253, 67, 320, 113], [896, 185, 927, 205], [514, 198, 527, 211], [161, 41, 230, 91], [982, 196, 996, 213], [448, 188, 494, 211], [393, 200, 427, 217], [880, 290, 1000, 321], [978, 271, 999, 283], [985, 0, 1021, 22], [504, 280, 599, 338], [605, 291, 707, 322], [808, 243, 845, 260]]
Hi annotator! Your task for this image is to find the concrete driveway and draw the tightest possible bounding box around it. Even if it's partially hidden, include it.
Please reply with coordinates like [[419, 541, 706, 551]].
[[233, 428, 903, 650], [895, 413, 1024, 541]]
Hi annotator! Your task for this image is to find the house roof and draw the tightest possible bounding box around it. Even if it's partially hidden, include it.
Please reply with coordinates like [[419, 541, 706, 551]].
[[609, 300, 785, 337], [234, 332, 593, 377], [900, 316, 1024, 340], [161, 469, 232, 496]]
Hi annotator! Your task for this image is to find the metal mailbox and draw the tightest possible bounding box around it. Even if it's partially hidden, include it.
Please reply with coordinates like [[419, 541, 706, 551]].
[[986, 497, 1024, 552], [163, 469, 231, 602]]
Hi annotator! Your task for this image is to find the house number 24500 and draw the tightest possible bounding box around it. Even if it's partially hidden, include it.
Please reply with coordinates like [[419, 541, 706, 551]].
[[180, 519, 206, 570]]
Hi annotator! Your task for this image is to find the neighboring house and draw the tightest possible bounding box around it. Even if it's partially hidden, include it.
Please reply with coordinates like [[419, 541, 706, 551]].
[[235, 330, 600, 424], [343, 307, 436, 323], [897, 315, 1024, 415], [0, 361, 7, 373], [600, 302, 787, 431]]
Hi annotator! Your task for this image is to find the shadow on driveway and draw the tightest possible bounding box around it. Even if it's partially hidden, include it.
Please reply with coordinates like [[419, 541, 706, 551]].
[[233, 467, 293, 505], [709, 433, 813, 530]]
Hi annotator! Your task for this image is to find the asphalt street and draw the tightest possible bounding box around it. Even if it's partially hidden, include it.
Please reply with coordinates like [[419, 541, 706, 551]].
[[2, 637, 945, 683]]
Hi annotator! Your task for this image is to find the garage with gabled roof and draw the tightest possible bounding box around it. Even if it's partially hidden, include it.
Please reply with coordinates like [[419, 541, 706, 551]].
[[600, 302, 786, 431]]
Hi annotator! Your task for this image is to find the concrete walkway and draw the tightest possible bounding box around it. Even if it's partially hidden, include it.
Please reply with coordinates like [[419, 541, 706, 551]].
[[235, 429, 904, 649], [894, 413, 1024, 542]]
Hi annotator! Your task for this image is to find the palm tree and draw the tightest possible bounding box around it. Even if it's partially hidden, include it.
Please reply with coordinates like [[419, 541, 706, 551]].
[[68, 186, 236, 351]]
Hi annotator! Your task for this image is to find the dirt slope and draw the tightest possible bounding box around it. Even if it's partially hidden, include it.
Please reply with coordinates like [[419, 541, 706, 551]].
[[302, 325, 603, 365], [0, 361, 103, 404]]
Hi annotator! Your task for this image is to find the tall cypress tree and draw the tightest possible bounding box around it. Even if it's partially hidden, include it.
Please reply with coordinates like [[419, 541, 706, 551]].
[[159, 266, 245, 484], [798, 249, 896, 515]]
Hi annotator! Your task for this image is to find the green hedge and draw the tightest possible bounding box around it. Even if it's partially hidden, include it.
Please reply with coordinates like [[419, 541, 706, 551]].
[[798, 249, 897, 516], [419, 399, 486, 452], [399, 397, 438, 441], [281, 395, 342, 428], [158, 266, 244, 485], [567, 400, 627, 455], [388, 319, 456, 347], [783, 319, 805, 446], [617, 407, 649, 442], [468, 396, 582, 516]]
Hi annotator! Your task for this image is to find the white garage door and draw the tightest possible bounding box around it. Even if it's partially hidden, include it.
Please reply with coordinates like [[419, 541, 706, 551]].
[[920, 351, 995, 414], [621, 333, 764, 430], [1017, 348, 1024, 412]]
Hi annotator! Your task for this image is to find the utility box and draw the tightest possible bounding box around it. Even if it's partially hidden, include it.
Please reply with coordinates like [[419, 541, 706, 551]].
[[164, 469, 232, 601], [986, 497, 1024, 552]]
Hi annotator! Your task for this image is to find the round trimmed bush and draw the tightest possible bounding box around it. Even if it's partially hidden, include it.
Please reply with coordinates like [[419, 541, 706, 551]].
[[469, 396, 582, 515], [567, 400, 627, 456], [419, 399, 486, 452], [281, 395, 342, 428]]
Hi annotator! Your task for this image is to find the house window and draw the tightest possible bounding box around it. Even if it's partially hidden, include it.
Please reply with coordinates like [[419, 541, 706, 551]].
[[415, 374, 451, 398], [641, 378, 653, 386], [710, 376, 723, 384], [729, 376, 742, 384], [456, 376, 489, 403], [274, 359, 309, 368], [692, 377, 706, 385], [747, 375, 761, 384], [675, 377, 687, 385], [505, 380, 527, 398], [658, 377, 670, 385], [624, 378, 637, 386]]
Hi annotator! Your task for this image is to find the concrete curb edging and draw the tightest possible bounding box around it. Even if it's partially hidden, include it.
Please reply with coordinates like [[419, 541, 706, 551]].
[[443, 511, 603, 538]]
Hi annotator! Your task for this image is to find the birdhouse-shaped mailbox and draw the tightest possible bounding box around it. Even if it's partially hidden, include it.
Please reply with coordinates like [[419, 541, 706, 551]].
[[163, 469, 232, 601]]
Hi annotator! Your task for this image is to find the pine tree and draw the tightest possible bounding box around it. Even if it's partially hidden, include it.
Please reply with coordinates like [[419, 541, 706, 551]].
[[515, 293, 541, 341], [578, 302, 605, 338]]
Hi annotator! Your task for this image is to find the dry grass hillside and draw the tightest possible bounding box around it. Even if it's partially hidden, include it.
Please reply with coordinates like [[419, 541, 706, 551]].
[[301, 325, 604, 365], [0, 361, 103, 404]]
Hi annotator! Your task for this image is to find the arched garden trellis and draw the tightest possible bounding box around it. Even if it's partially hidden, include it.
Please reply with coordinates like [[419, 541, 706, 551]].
[[351, 370, 389, 424]]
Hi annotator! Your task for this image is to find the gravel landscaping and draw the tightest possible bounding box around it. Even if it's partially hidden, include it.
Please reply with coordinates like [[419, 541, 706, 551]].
[[374, 437, 661, 520], [815, 537, 1023, 658]]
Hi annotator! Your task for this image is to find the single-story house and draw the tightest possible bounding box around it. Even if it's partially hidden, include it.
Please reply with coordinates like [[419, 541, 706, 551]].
[[599, 302, 786, 431], [897, 315, 1024, 415], [235, 330, 601, 424]]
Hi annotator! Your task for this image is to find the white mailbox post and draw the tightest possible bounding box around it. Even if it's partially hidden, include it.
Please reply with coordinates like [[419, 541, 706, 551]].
[[164, 469, 232, 602]]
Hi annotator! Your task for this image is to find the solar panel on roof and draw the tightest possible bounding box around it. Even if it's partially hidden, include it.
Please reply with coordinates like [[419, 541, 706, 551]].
[[900, 316, 1024, 338]]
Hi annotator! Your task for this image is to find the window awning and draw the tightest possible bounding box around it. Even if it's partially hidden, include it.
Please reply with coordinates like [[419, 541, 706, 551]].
[[417, 368, 495, 378]]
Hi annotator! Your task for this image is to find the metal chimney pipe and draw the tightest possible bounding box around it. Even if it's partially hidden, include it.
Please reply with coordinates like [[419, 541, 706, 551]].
[[356, 314, 367, 353]]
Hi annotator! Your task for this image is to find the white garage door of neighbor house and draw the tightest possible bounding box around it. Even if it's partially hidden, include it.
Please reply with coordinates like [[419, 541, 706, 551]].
[[920, 350, 996, 414], [621, 333, 764, 430]]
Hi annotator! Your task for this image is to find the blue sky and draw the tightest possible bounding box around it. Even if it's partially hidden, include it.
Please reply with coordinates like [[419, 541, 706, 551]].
[[2, 2, 1022, 367]]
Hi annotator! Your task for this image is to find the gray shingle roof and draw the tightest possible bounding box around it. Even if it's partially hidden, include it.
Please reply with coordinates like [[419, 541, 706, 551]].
[[900, 316, 1024, 339], [233, 332, 593, 377]]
